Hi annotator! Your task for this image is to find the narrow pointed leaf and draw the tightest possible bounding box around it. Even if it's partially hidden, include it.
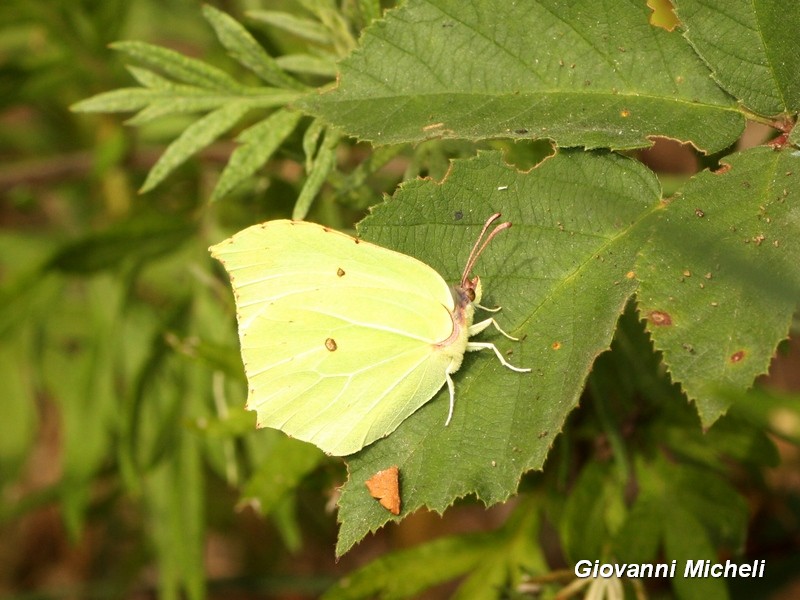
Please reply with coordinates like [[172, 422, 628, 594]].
[[212, 109, 302, 201], [140, 102, 252, 193], [292, 127, 340, 219], [71, 88, 165, 113], [248, 10, 332, 44], [126, 66, 176, 89], [302, 118, 325, 171], [111, 40, 244, 91], [276, 54, 337, 78], [203, 5, 307, 90]]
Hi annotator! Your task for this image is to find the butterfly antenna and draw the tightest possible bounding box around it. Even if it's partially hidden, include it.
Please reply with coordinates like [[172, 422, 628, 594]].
[[460, 213, 512, 286]]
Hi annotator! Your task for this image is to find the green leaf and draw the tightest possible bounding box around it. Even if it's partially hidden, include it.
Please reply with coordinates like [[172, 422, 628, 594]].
[[613, 495, 663, 564], [203, 5, 307, 91], [126, 65, 176, 89], [637, 146, 800, 424], [40, 276, 123, 537], [335, 150, 657, 554], [322, 531, 496, 599], [299, 0, 742, 151], [725, 387, 800, 446], [131, 90, 298, 126], [355, 0, 382, 26], [73, 85, 298, 121], [675, 0, 800, 117], [293, 126, 340, 219], [140, 101, 252, 193], [615, 456, 745, 599], [561, 461, 623, 564], [71, 87, 174, 113], [703, 416, 779, 467], [276, 53, 338, 78], [111, 40, 244, 91], [211, 109, 302, 201], [325, 500, 543, 598], [145, 426, 205, 600], [294, 0, 357, 56], [241, 436, 325, 515], [248, 9, 333, 45], [302, 118, 326, 171], [454, 502, 545, 599], [45, 215, 194, 274], [788, 126, 800, 148], [664, 508, 730, 600], [0, 332, 37, 485]]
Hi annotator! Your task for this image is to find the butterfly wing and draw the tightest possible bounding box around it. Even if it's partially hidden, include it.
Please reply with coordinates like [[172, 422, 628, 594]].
[[210, 220, 458, 455]]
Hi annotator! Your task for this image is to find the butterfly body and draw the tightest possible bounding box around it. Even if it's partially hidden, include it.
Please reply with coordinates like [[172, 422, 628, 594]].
[[211, 217, 527, 456]]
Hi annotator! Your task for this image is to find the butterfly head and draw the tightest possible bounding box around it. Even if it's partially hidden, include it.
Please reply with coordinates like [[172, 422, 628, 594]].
[[462, 275, 483, 305]]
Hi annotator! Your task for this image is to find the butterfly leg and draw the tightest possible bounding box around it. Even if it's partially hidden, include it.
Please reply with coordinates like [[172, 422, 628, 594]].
[[466, 341, 531, 373], [475, 302, 502, 313], [444, 370, 456, 426], [469, 317, 521, 341]]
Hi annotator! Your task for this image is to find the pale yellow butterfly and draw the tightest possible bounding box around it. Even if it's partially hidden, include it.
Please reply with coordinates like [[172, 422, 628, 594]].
[[209, 213, 529, 455]]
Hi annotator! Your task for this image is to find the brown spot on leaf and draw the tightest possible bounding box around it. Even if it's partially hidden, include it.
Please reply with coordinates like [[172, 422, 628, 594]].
[[365, 466, 400, 515], [620, 109, 630, 117], [695, 208, 705, 217], [626, 271, 636, 279], [336, 267, 345, 277], [649, 311, 673, 326], [325, 338, 337, 351], [715, 163, 732, 175], [730, 350, 745, 363], [552, 341, 562, 350]]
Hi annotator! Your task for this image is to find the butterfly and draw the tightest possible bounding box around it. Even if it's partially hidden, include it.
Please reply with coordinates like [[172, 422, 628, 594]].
[[210, 213, 529, 455]]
